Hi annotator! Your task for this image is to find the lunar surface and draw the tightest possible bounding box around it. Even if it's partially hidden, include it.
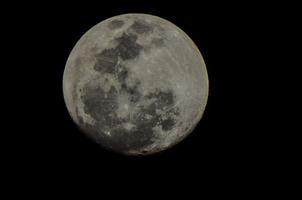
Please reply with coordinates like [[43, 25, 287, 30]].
[[63, 14, 208, 155]]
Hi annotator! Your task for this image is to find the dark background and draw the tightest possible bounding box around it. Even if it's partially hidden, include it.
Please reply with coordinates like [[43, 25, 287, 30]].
[[3, 0, 290, 191]]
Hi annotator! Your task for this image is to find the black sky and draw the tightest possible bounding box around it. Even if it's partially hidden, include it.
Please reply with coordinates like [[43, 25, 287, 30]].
[[2, 0, 288, 192]]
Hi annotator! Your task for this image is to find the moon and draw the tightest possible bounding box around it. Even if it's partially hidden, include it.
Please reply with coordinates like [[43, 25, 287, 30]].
[[63, 14, 208, 155]]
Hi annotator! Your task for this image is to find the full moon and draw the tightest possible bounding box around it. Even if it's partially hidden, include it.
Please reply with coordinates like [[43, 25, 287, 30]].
[[63, 14, 208, 155]]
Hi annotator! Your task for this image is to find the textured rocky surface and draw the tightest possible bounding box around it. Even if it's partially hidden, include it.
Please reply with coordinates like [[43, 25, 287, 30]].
[[63, 14, 208, 155]]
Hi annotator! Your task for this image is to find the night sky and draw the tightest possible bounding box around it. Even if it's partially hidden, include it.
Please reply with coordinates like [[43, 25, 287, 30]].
[[2, 0, 286, 193]]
